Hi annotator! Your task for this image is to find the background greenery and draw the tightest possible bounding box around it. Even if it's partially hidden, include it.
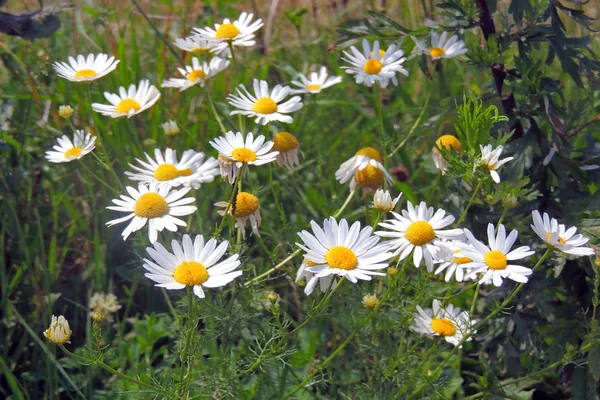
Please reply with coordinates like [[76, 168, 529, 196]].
[[1, 0, 599, 398]]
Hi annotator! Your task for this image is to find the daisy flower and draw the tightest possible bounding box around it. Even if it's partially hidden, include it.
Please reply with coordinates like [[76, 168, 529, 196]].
[[290, 66, 343, 94], [106, 182, 196, 244], [434, 241, 475, 282], [376, 201, 463, 271], [335, 147, 394, 192], [43, 315, 72, 345], [412, 31, 468, 60], [143, 234, 242, 299], [227, 79, 303, 125], [462, 223, 535, 287], [410, 299, 474, 347], [272, 132, 302, 169], [162, 56, 229, 92], [161, 120, 180, 137], [530, 210, 595, 257], [480, 144, 513, 183], [432, 134, 462, 174], [209, 132, 278, 177], [45, 130, 96, 163], [215, 191, 262, 238], [341, 39, 408, 88], [53, 53, 119, 82], [296, 217, 394, 295], [92, 80, 161, 119], [373, 189, 402, 212], [193, 12, 263, 52], [173, 34, 230, 57], [125, 148, 219, 190], [296, 256, 336, 294]]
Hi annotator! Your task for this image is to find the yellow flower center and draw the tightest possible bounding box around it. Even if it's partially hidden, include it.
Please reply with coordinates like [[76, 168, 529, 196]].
[[253, 97, 278, 114], [75, 69, 97, 79], [115, 98, 141, 114], [430, 47, 446, 58], [64, 146, 83, 159], [187, 69, 206, 81], [355, 165, 385, 189], [134, 193, 169, 218], [405, 221, 435, 246], [370, 49, 387, 59], [231, 148, 257, 163], [153, 164, 194, 181], [435, 135, 462, 152], [215, 23, 241, 39], [173, 261, 209, 286], [191, 47, 210, 53], [325, 246, 358, 270], [307, 84, 322, 91], [453, 256, 472, 265], [272, 132, 299, 152], [484, 162, 496, 171], [355, 147, 383, 162], [304, 258, 318, 267], [363, 59, 383, 75], [234, 192, 259, 218], [484, 250, 508, 270], [545, 232, 567, 245], [431, 318, 456, 336]]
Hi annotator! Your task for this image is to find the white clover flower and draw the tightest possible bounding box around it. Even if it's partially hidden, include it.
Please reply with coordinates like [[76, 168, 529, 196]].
[[462, 224, 535, 287], [53, 53, 119, 82], [45, 130, 96, 163], [227, 80, 303, 125], [376, 201, 463, 271], [410, 299, 475, 347], [412, 31, 468, 60], [480, 144, 513, 183], [530, 211, 595, 257], [143, 234, 242, 299], [290, 66, 342, 94], [92, 80, 161, 119], [341, 39, 408, 88], [296, 217, 394, 295]]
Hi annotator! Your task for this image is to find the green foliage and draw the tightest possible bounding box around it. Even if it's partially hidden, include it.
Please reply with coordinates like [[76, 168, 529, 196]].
[[454, 94, 509, 152]]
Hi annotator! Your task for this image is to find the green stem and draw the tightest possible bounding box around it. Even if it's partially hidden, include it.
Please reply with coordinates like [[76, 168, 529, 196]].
[[214, 171, 241, 237], [288, 279, 344, 335], [456, 180, 482, 226], [496, 207, 508, 227], [227, 42, 245, 133], [179, 288, 195, 395], [131, 0, 185, 67], [59, 345, 171, 398], [373, 84, 387, 168], [203, 87, 227, 135]]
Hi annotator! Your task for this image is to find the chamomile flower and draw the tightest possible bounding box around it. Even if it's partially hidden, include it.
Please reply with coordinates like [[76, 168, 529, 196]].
[[92, 80, 161, 119], [58, 105, 74, 119], [45, 130, 96, 163], [432, 134, 462, 174], [272, 132, 302, 169], [412, 31, 468, 60], [89, 292, 121, 321], [530, 211, 595, 257], [217, 155, 242, 184], [410, 299, 474, 347], [296, 217, 394, 295], [434, 241, 475, 282], [162, 56, 229, 92], [106, 182, 196, 244], [373, 190, 402, 212], [335, 147, 393, 190], [173, 34, 230, 57], [43, 315, 72, 345], [480, 144, 513, 183], [362, 294, 379, 308], [215, 191, 262, 238], [341, 39, 408, 88], [143, 234, 242, 299], [376, 201, 463, 271], [125, 148, 220, 189], [210, 131, 278, 172], [290, 66, 343, 94], [462, 224, 535, 287], [296, 256, 336, 294], [161, 120, 180, 137], [193, 12, 263, 52], [53, 53, 119, 82], [228, 80, 303, 125]]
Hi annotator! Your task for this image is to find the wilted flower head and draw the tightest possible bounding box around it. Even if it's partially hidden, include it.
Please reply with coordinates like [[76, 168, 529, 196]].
[[43, 315, 72, 345]]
